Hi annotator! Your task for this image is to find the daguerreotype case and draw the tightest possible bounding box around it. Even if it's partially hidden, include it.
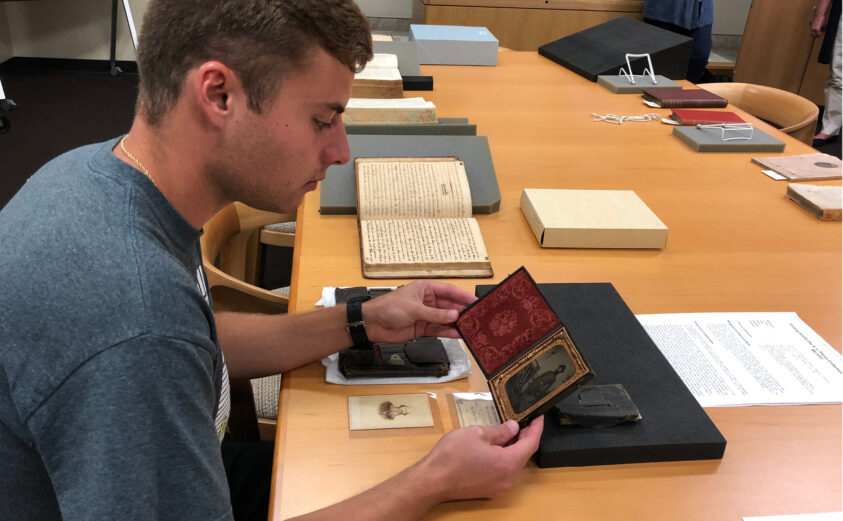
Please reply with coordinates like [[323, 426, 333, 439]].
[[335, 287, 451, 378], [456, 267, 594, 426]]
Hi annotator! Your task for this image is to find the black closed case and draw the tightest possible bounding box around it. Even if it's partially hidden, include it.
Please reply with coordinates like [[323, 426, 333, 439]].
[[476, 282, 726, 468], [335, 287, 450, 378], [339, 338, 450, 378], [402, 75, 434, 91], [538, 17, 693, 81]]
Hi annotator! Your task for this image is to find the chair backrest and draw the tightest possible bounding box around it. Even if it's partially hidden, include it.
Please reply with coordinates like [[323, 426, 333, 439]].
[[201, 202, 295, 441], [200, 202, 295, 314], [697, 82, 819, 145]]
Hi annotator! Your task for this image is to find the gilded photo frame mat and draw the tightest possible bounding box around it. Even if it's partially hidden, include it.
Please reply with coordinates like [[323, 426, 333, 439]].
[[488, 327, 592, 424]]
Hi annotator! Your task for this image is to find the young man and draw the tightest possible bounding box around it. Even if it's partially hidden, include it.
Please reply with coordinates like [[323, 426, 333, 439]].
[[0, 1, 543, 520]]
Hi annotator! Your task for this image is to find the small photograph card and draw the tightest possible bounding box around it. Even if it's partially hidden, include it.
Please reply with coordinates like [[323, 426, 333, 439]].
[[452, 392, 500, 427], [455, 267, 593, 426], [348, 393, 434, 430]]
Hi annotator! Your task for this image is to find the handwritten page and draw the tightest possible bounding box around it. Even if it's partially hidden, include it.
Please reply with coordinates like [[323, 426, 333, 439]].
[[354, 157, 491, 278], [357, 159, 471, 219], [453, 393, 500, 427], [360, 218, 488, 267], [637, 312, 843, 407]]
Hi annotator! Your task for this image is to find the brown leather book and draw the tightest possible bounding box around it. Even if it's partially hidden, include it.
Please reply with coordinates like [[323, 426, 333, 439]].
[[642, 87, 728, 108]]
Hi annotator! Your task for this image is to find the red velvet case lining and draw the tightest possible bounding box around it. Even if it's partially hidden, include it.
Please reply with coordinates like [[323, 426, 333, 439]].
[[456, 269, 561, 375]]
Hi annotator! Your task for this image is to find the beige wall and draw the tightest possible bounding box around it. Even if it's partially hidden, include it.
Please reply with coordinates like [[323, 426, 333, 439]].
[[2, 0, 148, 60], [0, 0, 750, 63], [0, 6, 12, 64], [355, 0, 413, 19], [713, 0, 752, 35]]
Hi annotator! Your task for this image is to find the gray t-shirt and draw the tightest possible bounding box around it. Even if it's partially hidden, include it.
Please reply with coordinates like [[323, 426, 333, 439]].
[[0, 138, 233, 520]]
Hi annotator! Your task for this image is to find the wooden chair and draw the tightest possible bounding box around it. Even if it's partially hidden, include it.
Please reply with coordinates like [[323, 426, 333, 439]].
[[200, 202, 296, 441], [201, 202, 295, 313], [697, 82, 819, 145]]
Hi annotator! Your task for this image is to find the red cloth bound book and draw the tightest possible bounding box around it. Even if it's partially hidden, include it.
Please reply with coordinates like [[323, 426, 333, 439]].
[[669, 109, 745, 125], [642, 87, 728, 108]]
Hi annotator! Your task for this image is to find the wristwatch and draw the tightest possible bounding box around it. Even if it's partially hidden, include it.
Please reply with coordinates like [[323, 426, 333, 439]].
[[346, 296, 371, 349]]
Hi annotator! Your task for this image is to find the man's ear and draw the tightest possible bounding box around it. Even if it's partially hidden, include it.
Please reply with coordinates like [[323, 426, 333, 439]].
[[193, 61, 240, 128]]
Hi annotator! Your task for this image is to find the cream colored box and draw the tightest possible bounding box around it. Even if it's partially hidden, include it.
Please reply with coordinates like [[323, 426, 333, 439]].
[[520, 189, 668, 249]]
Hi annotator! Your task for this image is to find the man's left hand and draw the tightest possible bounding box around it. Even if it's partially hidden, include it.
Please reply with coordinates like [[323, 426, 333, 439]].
[[361, 281, 477, 343]]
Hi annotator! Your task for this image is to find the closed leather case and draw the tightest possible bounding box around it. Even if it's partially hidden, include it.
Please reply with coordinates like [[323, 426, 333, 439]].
[[554, 384, 641, 428], [339, 337, 450, 378], [335, 287, 393, 303]]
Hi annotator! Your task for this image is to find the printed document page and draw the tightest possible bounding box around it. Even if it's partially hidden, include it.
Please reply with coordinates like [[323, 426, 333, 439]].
[[743, 513, 843, 521], [636, 312, 843, 407]]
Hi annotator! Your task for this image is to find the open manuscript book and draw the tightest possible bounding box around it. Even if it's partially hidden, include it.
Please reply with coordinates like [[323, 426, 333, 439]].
[[355, 157, 493, 279]]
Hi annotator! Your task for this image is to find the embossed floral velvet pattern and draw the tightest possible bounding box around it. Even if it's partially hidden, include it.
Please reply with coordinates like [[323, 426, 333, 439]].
[[457, 269, 561, 375]]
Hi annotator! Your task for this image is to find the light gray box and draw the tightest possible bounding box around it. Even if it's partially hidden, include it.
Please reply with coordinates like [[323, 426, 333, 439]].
[[597, 75, 682, 94], [409, 24, 498, 66], [672, 126, 786, 153], [320, 135, 501, 215], [372, 41, 422, 76]]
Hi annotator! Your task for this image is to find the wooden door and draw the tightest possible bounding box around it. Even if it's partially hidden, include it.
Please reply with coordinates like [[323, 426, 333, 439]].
[[734, 0, 819, 92]]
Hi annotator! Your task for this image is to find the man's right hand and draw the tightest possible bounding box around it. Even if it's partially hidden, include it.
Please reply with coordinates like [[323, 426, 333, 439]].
[[811, 9, 828, 37], [417, 415, 545, 502], [289, 415, 545, 521]]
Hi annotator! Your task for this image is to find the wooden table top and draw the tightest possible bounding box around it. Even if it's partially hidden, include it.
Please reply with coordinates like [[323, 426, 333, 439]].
[[269, 51, 841, 520]]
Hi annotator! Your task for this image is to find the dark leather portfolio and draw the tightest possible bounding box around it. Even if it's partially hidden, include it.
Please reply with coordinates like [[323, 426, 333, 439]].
[[339, 338, 450, 378], [642, 87, 728, 108], [538, 17, 692, 81], [475, 281, 726, 468]]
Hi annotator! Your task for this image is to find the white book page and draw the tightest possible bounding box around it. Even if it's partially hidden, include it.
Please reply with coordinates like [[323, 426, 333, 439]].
[[637, 312, 843, 407], [357, 160, 471, 220], [354, 67, 401, 81], [743, 513, 843, 521], [366, 53, 399, 69], [346, 97, 435, 109], [360, 218, 488, 267]]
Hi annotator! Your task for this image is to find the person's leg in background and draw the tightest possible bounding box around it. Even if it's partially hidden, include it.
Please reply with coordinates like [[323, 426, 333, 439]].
[[642, 19, 712, 83], [686, 23, 713, 83], [814, 17, 842, 146]]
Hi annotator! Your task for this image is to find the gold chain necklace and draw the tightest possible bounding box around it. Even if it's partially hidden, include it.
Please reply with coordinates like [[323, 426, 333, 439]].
[[120, 136, 157, 188]]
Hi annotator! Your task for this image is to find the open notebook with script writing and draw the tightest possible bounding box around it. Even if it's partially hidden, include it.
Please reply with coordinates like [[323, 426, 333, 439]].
[[355, 157, 493, 279]]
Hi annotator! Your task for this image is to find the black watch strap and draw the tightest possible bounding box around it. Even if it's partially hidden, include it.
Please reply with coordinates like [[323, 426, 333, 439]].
[[346, 297, 371, 349]]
